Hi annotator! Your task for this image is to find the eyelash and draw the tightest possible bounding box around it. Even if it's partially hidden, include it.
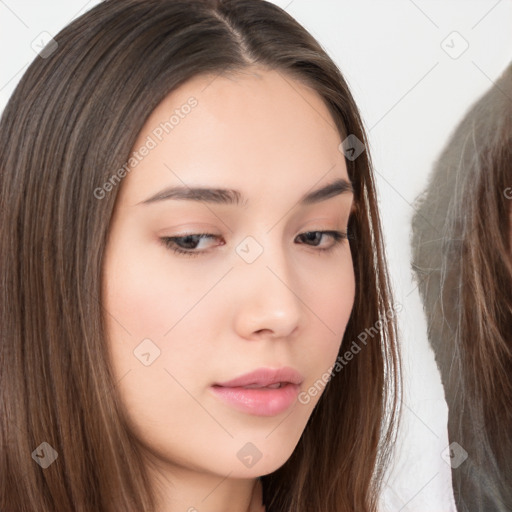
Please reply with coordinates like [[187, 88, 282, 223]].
[[159, 230, 349, 258]]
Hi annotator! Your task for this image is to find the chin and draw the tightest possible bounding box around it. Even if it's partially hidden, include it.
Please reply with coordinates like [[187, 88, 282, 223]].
[[224, 435, 301, 479]]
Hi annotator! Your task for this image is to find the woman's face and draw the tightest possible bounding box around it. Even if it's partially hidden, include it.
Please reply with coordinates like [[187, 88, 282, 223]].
[[102, 67, 355, 480]]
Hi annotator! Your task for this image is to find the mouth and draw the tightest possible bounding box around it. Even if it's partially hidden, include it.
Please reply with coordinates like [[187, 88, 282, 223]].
[[210, 367, 303, 416], [242, 382, 284, 389], [214, 366, 303, 388]]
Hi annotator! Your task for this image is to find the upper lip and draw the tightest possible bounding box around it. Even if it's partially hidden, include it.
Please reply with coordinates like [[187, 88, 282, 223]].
[[214, 367, 303, 388]]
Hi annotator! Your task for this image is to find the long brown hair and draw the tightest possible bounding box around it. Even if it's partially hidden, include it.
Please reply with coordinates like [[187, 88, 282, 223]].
[[412, 63, 512, 511], [0, 1, 400, 510]]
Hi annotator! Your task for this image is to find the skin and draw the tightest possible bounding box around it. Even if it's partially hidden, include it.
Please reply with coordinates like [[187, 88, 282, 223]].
[[102, 66, 355, 512]]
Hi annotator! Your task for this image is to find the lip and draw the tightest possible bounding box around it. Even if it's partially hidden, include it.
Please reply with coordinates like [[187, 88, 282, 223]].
[[211, 367, 303, 416], [215, 367, 304, 388]]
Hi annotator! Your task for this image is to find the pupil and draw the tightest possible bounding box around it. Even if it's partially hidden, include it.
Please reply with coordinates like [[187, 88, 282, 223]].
[[182, 235, 199, 249], [306, 232, 320, 245]]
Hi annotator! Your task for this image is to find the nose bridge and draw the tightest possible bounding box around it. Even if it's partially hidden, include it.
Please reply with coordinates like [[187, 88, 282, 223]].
[[235, 231, 293, 288], [232, 232, 302, 337]]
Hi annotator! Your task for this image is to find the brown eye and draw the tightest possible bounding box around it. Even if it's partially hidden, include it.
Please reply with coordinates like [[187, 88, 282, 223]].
[[295, 230, 347, 251], [160, 233, 222, 257]]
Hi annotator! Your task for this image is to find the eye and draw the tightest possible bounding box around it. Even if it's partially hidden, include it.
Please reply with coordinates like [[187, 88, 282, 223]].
[[160, 230, 349, 258], [160, 233, 223, 257], [295, 230, 348, 253]]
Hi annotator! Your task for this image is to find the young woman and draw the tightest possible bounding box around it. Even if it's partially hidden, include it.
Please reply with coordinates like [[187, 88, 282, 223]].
[[412, 63, 512, 511], [0, 1, 400, 511]]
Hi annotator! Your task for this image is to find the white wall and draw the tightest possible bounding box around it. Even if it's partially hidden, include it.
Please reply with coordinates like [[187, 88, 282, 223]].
[[2, 1, 511, 510]]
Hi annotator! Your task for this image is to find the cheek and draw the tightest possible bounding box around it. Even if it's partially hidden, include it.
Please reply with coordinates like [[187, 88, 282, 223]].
[[316, 261, 355, 333], [103, 236, 222, 343], [101, 245, 227, 454], [305, 248, 355, 332], [297, 251, 355, 397], [101, 234, 227, 406]]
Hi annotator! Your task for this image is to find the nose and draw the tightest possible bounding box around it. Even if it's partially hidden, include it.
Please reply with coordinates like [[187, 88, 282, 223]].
[[232, 244, 302, 341]]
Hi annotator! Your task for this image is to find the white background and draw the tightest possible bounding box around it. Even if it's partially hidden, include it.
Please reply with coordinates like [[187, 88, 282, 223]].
[[2, 1, 511, 510]]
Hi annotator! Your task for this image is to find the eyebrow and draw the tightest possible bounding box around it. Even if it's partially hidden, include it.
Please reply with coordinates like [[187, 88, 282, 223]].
[[139, 177, 353, 207]]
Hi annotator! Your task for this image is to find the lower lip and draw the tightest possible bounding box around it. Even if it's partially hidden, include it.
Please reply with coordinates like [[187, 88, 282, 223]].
[[210, 383, 300, 416]]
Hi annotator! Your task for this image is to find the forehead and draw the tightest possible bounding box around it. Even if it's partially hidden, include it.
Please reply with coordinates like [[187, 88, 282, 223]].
[[119, 67, 348, 205]]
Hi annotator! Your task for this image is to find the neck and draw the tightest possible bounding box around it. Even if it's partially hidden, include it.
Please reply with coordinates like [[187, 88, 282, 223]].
[[148, 463, 262, 512]]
